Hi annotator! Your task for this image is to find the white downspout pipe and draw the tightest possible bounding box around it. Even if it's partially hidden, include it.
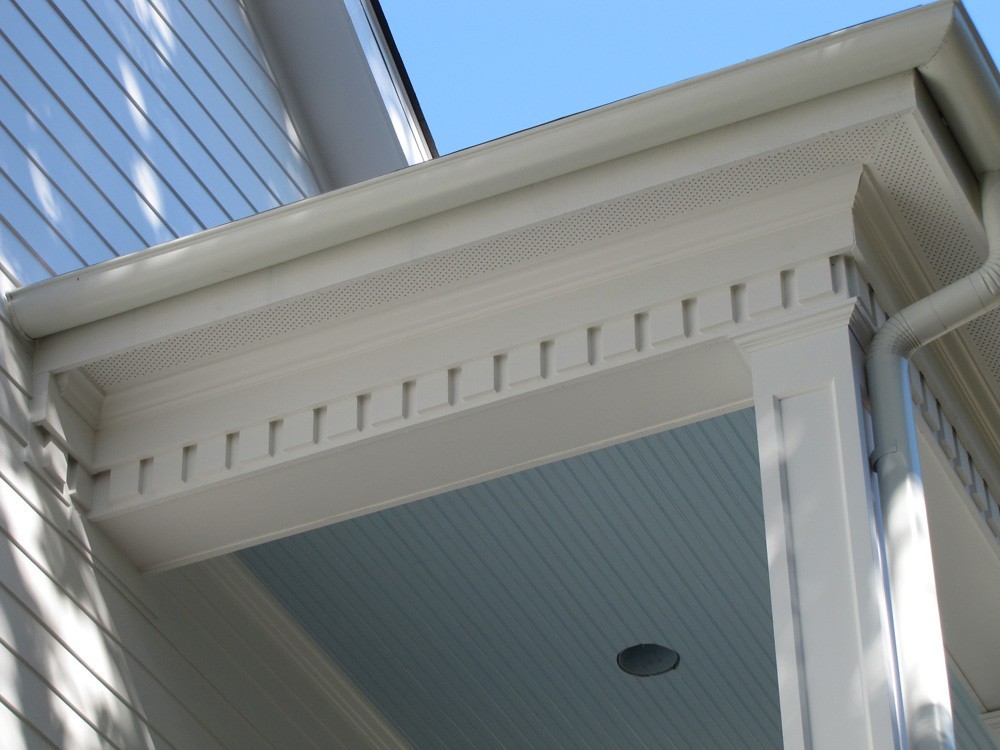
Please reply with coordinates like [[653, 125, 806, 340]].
[[867, 170, 1000, 749]]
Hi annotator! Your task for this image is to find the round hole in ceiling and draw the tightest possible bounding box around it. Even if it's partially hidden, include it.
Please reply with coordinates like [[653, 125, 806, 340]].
[[616, 643, 680, 677]]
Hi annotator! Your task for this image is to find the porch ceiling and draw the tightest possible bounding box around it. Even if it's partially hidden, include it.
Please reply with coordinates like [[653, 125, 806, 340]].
[[237, 409, 783, 750], [232, 407, 1000, 749]]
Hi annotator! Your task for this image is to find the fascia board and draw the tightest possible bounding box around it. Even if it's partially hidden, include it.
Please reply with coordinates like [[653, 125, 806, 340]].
[[90, 167, 864, 453], [241, 0, 424, 190], [5, 1, 977, 339], [351, 0, 436, 162]]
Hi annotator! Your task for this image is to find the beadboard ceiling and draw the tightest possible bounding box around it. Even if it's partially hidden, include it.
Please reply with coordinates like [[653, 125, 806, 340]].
[[238, 409, 784, 749]]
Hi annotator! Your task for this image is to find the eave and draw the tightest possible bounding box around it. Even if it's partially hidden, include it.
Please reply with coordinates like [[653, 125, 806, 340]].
[[5, 2, 1000, 743], [4, 6, 999, 659], [7, 1, 998, 341]]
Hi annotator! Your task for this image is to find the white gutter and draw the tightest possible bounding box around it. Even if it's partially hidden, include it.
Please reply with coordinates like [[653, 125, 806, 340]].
[[918, 2, 1000, 174], [4, 1, 958, 339], [862, 4, 1000, 747], [867, 170, 1000, 749]]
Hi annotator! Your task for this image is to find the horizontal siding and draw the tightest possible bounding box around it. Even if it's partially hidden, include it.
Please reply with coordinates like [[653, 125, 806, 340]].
[[952, 670, 1000, 750], [0, 305, 403, 748], [0, 586, 160, 749], [0, 216, 53, 288], [3, 3, 206, 242], [0, 697, 59, 750], [0, 0, 318, 286], [0, 48, 167, 251], [0, 169, 86, 275], [0, 642, 119, 750], [0, 113, 127, 263]]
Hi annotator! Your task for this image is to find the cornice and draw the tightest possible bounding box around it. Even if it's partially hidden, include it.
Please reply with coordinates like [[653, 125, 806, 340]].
[[93, 167, 861, 429], [86, 248, 854, 570], [12, 1, 987, 340], [851, 163, 1000, 500], [848, 164, 1000, 569], [16, 65, 1000, 572], [35, 97, 913, 378]]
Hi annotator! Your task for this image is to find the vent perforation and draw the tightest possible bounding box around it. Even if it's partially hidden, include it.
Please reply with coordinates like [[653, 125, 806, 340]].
[[83, 114, 995, 390]]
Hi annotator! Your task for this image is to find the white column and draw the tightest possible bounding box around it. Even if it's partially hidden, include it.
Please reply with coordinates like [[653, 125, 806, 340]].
[[736, 303, 902, 750]]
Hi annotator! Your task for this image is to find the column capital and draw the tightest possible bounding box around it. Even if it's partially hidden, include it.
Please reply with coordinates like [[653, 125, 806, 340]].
[[732, 297, 868, 357]]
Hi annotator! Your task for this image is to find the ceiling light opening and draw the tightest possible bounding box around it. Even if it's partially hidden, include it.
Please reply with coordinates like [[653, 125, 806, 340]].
[[617, 643, 680, 677]]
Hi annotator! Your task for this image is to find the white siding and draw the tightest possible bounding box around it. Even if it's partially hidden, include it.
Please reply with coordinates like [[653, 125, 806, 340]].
[[953, 672, 1000, 750], [0, 0, 319, 286], [0, 295, 406, 748], [0, 3, 412, 745]]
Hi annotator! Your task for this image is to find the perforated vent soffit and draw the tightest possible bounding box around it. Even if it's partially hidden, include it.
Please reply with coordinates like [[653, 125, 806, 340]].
[[80, 112, 994, 394]]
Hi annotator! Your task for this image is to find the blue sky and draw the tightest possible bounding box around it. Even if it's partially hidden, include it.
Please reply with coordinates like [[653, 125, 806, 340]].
[[379, 1, 1000, 155]]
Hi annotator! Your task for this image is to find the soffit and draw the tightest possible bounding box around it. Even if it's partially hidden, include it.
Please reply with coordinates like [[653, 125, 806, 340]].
[[13, 0, 982, 341], [58, 84, 985, 397]]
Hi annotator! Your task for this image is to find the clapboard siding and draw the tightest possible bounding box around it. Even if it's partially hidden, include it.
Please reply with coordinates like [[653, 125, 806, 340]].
[[0, 500, 221, 749], [0, 216, 53, 288], [0, 0, 319, 286], [101, 0, 311, 201], [0, 54, 164, 250], [0, 174, 72, 276], [0, 699, 56, 750], [0, 118, 124, 262], [0, 294, 405, 748], [0, 3, 405, 743], [0, 132, 112, 269], [953, 671, 1000, 750], [116, 0, 313, 189], [46, 0, 255, 218], [5, 3, 208, 234], [0, 588, 161, 749]]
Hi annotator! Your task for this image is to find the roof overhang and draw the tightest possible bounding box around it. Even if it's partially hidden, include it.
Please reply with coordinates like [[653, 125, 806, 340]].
[[8, 1, 999, 341], [5, 1, 995, 561], [5, 7, 1000, 718], [25, 91, 993, 565], [10, 0, 1000, 722]]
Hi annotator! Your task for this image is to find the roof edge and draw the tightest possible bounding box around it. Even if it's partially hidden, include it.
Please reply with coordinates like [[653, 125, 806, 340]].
[[365, 0, 438, 159], [9, 1, 986, 339], [918, 1, 1000, 174]]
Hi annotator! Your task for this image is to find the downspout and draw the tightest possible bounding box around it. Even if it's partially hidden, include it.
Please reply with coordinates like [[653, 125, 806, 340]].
[[867, 170, 1000, 749]]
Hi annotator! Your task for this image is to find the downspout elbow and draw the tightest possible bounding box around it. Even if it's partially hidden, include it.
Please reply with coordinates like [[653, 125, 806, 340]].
[[869, 170, 1000, 362], [977, 168, 1000, 297], [864, 169, 1000, 750]]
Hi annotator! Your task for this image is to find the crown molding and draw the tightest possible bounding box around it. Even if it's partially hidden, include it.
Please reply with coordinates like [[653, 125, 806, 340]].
[[16, 0, 992, 341]]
